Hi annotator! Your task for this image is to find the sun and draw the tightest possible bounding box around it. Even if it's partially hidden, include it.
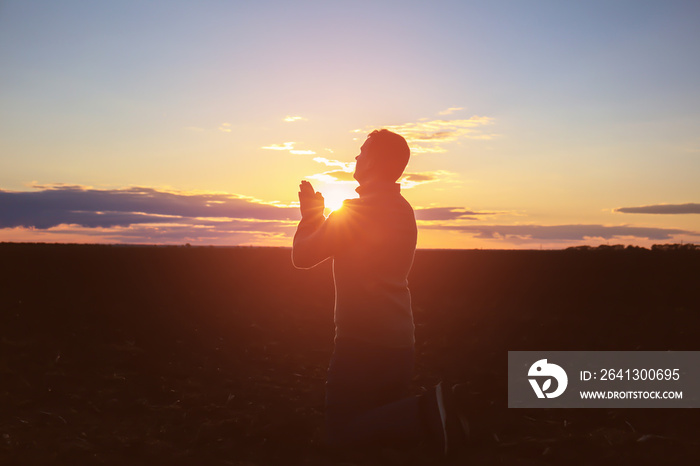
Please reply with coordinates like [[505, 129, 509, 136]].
[[320, 185, 358, 214], [324, 191, 347, 213]]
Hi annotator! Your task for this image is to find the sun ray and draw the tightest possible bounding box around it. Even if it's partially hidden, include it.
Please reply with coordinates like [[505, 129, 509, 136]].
[[319, 185, 358, 214]]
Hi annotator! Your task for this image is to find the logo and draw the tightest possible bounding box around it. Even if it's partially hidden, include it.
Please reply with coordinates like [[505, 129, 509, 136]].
[[528, 359, 568, 398]]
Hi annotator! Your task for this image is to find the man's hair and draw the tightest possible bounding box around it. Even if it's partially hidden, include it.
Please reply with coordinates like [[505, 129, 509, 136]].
[[365, 129, 410, 182]]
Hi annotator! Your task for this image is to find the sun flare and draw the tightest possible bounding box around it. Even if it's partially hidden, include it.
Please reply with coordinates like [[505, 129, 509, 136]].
[[324, 193, 347, 213], [321, 186, 357, 213]]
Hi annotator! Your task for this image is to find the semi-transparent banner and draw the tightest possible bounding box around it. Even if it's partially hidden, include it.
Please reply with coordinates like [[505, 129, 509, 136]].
[[508, 351, 700, 408]]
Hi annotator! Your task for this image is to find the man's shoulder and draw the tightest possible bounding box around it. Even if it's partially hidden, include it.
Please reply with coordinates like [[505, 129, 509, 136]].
[[341, 197, 363, 208], [343, 194, 414, 211], [334, 194, 414, 217]]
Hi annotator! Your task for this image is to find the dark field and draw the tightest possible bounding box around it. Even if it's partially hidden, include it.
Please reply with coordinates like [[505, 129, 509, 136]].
[[1, 243, 699, 465]]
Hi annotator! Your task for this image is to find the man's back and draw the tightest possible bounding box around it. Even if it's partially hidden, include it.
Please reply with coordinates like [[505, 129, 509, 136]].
[[330, 183, 417, 348]]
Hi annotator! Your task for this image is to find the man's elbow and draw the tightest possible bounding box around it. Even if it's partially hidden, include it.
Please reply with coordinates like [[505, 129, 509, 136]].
[[291, 248, 313, 269], [291, 247, 326, 269]]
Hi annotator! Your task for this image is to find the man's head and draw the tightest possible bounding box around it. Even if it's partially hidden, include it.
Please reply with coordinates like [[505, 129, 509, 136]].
[[354, 129, 410, 185]]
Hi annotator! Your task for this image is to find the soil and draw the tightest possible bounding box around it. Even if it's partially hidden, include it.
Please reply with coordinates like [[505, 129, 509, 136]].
[[1, 243, 698, 465]]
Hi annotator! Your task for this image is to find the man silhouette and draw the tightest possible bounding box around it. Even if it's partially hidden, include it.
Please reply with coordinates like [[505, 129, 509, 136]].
[[292, 130, 466, 456]]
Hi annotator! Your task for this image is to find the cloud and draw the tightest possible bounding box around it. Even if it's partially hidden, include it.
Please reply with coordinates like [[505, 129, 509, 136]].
[[615, 203, 700, 214], [4, 221, 295, 247], [313, 157, 354, 171], [438, 107, 464, 115], [304, 163, 456, 188], [0, 185, 299, 233], [306, 170, 356, 183], [403, 174, 435, 182], [218, 123, 232, 133], [305, 157, 356, 184], [399, 170, 455, 189], [284, 116, 307, 122], [262, 141, 315, 155], [420, 223, 699, 243], [353, 116, 496, 154], [5, 186, 694, 248], [290, 149, 316, 155], [262, 142, 295, 151], [387, 117, 494, 142], [414, 207, 493, 221]]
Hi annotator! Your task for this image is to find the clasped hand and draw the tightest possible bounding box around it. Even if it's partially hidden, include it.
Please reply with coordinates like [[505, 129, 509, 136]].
[[298, 180, 325, 218]]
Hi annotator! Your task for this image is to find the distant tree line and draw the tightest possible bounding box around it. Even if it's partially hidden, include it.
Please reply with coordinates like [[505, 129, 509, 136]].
[[566, 243, 699, 252]]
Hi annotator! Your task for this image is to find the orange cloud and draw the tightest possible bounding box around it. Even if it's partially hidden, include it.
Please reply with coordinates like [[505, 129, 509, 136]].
[[305, 161, 455, 189], [438, 107, 464, 115], [306, 171, 356, 183], [283, 116, 307, 122], [290, 149, 316, 155], [312, 157, 354, 171], [354, 116, 496, 154], [413, 206, 496, 221], [304, 157, 356, 184], [399, 170, 455, 189], [262, 142, 315, 155], [262, 142, 295, 151]]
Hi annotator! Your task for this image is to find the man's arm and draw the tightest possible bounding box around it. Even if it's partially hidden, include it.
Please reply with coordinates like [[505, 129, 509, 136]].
[[292, 181, 334, 269]]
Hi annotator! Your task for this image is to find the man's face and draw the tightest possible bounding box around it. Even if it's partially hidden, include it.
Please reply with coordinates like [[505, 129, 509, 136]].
[[353, 139, 373, 184]]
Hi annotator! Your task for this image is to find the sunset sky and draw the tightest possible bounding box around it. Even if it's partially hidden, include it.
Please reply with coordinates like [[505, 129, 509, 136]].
[[1, 0, 699, 249]]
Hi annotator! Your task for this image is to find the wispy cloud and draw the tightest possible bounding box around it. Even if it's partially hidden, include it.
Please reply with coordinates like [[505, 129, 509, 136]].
[[414, 207, 494, 221], [304, 158, 356, 184], [354, 116, 496, 154], [2, 222, 295, 247], [399, 170, 455, 189], [438, 107, 464, 115], [420, 223, 699, 244], [0, 185, 300, 245], [261, 141, 315, 155], [5, 185, 692, 248], [615, 203, 700, 214], [306, 171, 356, 183], [262, 142, 295, 151], [218, 122, 232, 133], [290, 149, 316, 155], [304, 161, 456, 189], [283, 115, 307, 122], [312, 157, 354, 171]]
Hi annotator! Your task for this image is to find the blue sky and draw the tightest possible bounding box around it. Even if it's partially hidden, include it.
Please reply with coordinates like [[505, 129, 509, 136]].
[[1, 0, 699, 247]]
